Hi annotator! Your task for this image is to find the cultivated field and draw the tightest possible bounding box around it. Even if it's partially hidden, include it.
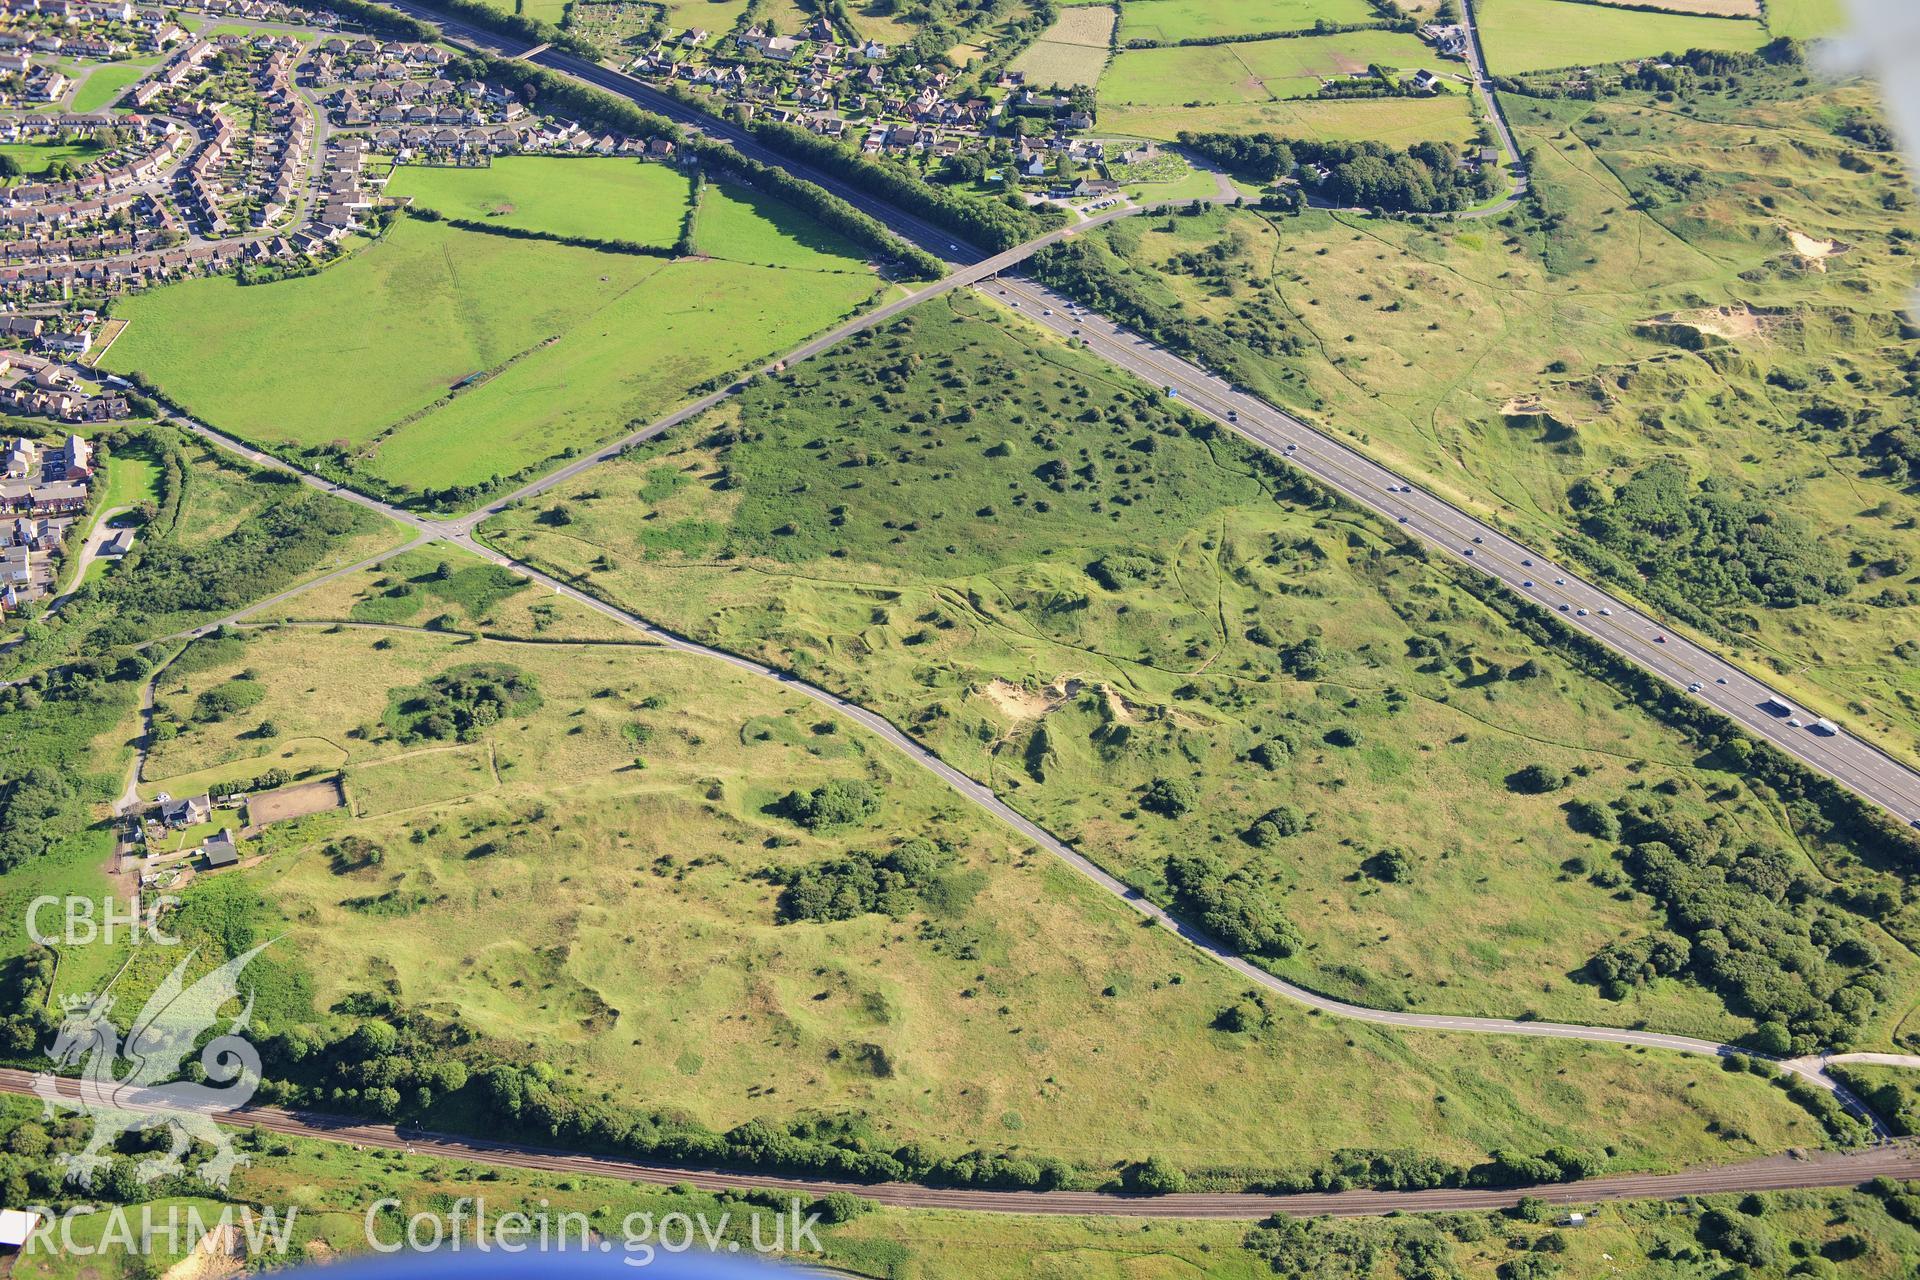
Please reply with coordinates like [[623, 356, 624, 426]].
[[137, 622, 1832, 1177], [1102, 92, 1478, 143], [1102, 29, 1445, 105], [481, 291, 1920, 1052], [1007, 5, 1113, 89], [385, 157, 693, 246], [103, 171, 880, 503], [1117, 0, 1376, 44], [1476, 0, 1769, 73]]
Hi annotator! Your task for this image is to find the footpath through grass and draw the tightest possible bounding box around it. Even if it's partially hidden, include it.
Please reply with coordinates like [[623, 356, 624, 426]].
[[480, 291, 1920, 1057], [123, 613, 1833, 1181]]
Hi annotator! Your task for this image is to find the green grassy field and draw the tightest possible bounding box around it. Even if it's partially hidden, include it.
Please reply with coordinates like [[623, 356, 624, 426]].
[[1103, 92, 1478, 143], [478, 290, 1920, 1054], [1103, 29, 1445, 105], [121, 618, 1838, 1179], [685, 183, 873, 270], [1476, 0, 1768, 73], [385, 157, 693, 246], [102, 180, 880, 503], [105, 219, 660, 453], [0, 138, 102, 176], [1763, 0, 1845, 36], [1118, 0, 1376, 42], [68, 57, 160, 112], [98, 451, 160, 513], [360, 254, 877, 492], [1026, 72, 1920, 781]]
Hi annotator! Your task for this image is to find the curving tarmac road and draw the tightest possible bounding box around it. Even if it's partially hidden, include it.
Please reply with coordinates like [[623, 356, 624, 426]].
[[64, 0, 1920, 1204], [150, 407, 1893, 1138], [5, 1070, 1916, 1219]]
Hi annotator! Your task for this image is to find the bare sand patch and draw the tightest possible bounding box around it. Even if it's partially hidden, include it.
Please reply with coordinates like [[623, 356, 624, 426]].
[[161, 1222, 243, 1280], [981, 676, 1079, 722], [1646, 303, 1788, 342], [1784, 227, 1850, 270], [246, 775, 346, 827]]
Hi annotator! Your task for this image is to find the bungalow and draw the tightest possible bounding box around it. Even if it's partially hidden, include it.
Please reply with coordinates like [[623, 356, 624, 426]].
[[1410, 68, 1439, 93]]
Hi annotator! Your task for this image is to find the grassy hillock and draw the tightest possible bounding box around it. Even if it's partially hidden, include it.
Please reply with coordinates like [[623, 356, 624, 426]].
[[96, 617, 1841, 1183], [480, 292, 1920, 1053], [1028, 67, 1920, 772]]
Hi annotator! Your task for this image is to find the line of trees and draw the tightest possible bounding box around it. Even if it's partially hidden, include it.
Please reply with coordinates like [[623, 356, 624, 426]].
[[1124, 17, 1405, 50], [743, 118, 1054, 252], [406, 203, 674, 256], [1178, 130, 1498, 212]]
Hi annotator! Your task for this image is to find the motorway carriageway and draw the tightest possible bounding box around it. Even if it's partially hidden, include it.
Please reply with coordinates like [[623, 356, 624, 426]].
[[393, 0, 1920, 834], [987, 276, 1920, 832]]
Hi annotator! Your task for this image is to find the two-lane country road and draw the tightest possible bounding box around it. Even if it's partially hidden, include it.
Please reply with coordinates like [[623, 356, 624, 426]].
[[5, 1070, 1917, 1218]]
